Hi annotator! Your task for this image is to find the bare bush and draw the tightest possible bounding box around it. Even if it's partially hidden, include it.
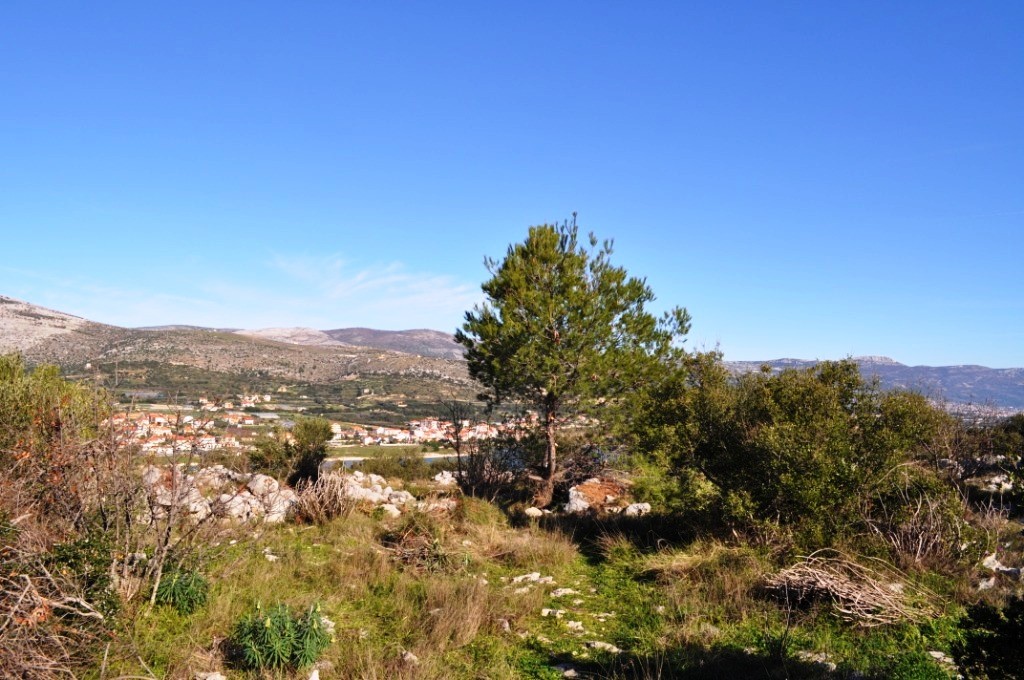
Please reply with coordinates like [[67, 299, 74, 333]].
[[0, 545, 105, 679], [294, 474, 356, 524], [1, 357, 229, 675], [762, 549, 938, 627], [866, 470, 969, 570]]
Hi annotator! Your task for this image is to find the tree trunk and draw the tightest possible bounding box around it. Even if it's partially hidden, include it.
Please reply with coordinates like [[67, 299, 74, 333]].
[[534, 406, 558, 507]]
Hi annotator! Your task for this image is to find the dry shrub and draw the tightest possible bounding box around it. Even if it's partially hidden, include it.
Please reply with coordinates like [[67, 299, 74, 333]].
[[866, 466, 970, 571], [380, 513, 457, 572], [294, 474, 356, 524], [0, 545, 106, 679], [762, 549, 938, 627]]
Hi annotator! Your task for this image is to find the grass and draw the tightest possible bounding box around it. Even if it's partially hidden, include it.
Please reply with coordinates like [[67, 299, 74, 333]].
[[99, 492, 967, 679]]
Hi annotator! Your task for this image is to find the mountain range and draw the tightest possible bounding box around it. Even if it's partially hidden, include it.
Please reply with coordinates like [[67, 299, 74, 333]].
[[2, 295, 1022, 411]]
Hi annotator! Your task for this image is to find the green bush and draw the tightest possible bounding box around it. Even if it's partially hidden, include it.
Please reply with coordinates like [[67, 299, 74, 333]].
[[46, 531, 120, 619], [248, 417, 334, 485], [154, 570, 209, 615], [230, 602, 331, 671], [354, 449, 453, 482], [629, 357, 951, 548], [953, 595, 1024, 680]]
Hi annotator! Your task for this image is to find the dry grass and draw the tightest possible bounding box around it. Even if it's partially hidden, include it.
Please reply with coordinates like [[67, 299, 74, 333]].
[[466, 521, 579, 570], [643, 540, 770, 634], [420, 577, 491, 650]]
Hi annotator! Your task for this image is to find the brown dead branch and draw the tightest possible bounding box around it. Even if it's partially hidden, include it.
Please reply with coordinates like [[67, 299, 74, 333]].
[[762, 549, 938, 627]]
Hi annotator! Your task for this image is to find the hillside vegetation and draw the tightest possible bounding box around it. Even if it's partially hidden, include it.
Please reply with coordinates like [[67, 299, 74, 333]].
[[2, 358, 1023, 677], [2, 224, 1023, 679]]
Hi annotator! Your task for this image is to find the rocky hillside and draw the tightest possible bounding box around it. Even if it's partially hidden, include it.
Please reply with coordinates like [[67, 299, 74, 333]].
[[0, 296, 473, 405], [322, 327, 463, 359]]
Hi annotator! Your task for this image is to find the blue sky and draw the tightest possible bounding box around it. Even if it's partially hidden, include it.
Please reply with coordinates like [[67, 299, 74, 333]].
[[1, 2, 1021, 367]]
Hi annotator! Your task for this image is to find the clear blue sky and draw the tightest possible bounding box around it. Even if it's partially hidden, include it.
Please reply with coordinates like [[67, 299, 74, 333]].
[[2, 2, 1021, 367]]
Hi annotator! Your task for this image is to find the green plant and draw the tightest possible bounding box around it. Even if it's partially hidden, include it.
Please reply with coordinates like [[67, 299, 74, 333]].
[[230, 602, 331, 671], [154, 570, 209, 615], [455, 216, 690, 506], [952, 595, 1024, 680], [630, 357, 953, 549]]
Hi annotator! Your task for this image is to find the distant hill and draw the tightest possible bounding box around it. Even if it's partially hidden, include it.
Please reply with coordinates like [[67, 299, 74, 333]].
[[137, 324, 241, 333], [3, 295, 1022, 411], [0, 296, 475, 417], [136, 324, 463, 359], [323, 328, 463, 359], [725, 356, 1024, 411], [234, 327, 347, 347]]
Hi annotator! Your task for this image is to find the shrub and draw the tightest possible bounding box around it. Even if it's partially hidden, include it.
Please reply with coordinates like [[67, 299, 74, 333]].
[[865, 466, 971, 571], [629, 357, 951, 548], [154, 569, 208, 615], [248, 417, 333, 485], [293, 474, 355, 524], [953, 595, 1024, 680], [230, 602, 331, 671], [353, 448, 453, 482], [379, 513, 455, 572]]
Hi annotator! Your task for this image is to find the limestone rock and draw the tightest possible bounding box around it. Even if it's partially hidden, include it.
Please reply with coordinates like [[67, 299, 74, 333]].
[[379, 503, 402, 518], [247, 474, 280, 498], [564, 487, 591, 514], [624, 502, 651, 517]]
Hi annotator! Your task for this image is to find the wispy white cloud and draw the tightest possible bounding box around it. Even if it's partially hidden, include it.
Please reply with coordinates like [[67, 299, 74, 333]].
[[266, 253, 481, 330], [0, 254, 482, 332]]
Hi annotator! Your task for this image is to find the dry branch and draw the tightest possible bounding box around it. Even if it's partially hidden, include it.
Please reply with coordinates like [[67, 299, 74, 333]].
[[762, 549, 938, 627]]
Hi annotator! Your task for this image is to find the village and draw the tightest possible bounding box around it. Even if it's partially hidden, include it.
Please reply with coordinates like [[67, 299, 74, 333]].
[[105, 392, 506, 457]]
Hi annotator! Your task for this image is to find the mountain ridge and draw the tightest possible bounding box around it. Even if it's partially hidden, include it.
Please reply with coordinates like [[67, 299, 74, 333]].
[[2, 295, 1021, 410]]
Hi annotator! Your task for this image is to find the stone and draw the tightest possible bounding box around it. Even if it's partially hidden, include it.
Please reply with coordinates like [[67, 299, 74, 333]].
[[624, 502, 651, 517], [379, 503, 401, 518], [246, 474, 280, 498], [401, 650, 419, 666], [586, 640, 622, 654], [216, 491, 265, 522], [264, 488, 298, 523], [142, 465, 164, 488], [434, 470, 458, 486], [389, 490, 415, 505], [512, 572, 554, 584], [524, 507, 544, 518], [187, 497, 212, 521], [564, 487, 591, 514], [418, 498, 458, 513]]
